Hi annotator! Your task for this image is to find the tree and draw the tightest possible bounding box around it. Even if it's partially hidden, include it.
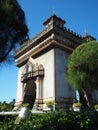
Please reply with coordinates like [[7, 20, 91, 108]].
[[0, 0, 29, 63], [0, 99, 15, 111], [66, 41, 98, 109]]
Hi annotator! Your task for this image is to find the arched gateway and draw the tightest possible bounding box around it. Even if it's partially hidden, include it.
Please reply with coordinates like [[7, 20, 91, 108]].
[[14, 57, 44, 110], [14, 14, 96, 110], [23, 80, 36, 109]]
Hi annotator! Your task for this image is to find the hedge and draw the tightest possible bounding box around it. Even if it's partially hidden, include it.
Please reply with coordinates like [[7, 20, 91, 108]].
[[0, 110, 98, 130]]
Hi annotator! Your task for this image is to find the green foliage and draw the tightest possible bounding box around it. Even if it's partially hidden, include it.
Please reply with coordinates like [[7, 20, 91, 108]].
[[46, 101, 55, 107], [0, 0, 29, 63], [19, 103, 30, 108], [73, 102, 82, 108], [67, 41, 98, 91], [0, 99, 15, 111], [67, 41, 98, 108], [94, 104, 98, 110], [0, 110, 98, 130]]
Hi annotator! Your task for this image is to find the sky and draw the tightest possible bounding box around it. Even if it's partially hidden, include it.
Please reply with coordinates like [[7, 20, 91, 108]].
[[0, 0, 98, 103]]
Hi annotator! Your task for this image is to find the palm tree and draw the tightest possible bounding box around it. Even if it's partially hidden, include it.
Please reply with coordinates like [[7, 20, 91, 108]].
[[0, 0, 29, 63]]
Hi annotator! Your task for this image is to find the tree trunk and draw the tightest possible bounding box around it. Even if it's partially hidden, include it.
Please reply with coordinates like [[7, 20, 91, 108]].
[[79, 91, 88, 108], [80, 88, 94, 109]]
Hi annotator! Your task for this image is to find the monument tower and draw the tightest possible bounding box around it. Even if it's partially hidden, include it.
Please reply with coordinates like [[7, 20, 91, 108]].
[[14, 14, 95, 110]]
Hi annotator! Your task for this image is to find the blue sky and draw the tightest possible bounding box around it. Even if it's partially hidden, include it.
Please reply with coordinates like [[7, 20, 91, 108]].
[[0, 0, 98, 103]]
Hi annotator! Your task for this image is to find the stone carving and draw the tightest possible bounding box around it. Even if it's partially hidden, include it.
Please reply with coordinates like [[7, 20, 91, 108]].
[[21, 58, 44, 83]]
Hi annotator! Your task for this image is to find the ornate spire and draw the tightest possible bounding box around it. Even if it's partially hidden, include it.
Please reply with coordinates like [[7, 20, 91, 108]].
[[84, 27, 88, 36], [52, 6, 55, 15]]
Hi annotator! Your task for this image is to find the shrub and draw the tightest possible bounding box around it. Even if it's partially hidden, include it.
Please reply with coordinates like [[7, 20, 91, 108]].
[[0, 110, 98, 129], [46, 101, 55, 107], [73, 102, 82, 108], [94, 104, 98, 110]]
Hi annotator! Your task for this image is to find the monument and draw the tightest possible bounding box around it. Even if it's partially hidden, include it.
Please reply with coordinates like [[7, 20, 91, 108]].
[[14, 14, 95, 110]]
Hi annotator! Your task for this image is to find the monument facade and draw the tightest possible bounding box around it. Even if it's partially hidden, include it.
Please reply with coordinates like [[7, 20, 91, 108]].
[[14, 14, 95, 110]]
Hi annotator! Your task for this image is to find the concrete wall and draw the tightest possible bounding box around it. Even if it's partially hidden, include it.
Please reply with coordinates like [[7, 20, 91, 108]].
[[15, 65, 25, 106], [55, 48, 75, 99], [15, 48, 75, 109], [36, 49, 55, 101]]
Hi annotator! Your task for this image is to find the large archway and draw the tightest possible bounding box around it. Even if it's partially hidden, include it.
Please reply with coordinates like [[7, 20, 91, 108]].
[[23, 80, 36, 109], [21, 57, 44, 109]]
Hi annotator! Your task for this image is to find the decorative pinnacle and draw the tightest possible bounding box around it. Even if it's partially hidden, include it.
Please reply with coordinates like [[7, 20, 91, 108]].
[[84, 27, 88, 36], [52, 6, 56, 15]]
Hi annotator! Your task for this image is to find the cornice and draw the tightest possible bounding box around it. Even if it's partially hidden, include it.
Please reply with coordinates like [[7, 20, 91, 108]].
[[15, 38, 73, 67], [14, 22, 83, 60], [14, 25, 54, 59]]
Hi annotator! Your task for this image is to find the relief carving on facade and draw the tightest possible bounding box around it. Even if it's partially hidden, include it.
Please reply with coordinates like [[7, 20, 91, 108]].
[[21, 58, 44, 83], [21, 57, 44, 109]]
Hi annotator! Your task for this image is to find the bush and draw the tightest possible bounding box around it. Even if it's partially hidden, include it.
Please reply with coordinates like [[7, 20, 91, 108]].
[[73, 102, 82, 108], [0, 110, 98, 130], [94, 104, 98, 110]]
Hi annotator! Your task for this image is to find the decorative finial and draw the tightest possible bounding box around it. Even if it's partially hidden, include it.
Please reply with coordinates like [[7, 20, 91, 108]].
[[84, 27, 88, 36], [52, 6, 55, 15]]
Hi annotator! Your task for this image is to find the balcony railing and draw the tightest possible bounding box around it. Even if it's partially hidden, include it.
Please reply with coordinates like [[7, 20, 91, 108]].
[[21, 69, 44, 83], [21, 71, 33, 83]]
